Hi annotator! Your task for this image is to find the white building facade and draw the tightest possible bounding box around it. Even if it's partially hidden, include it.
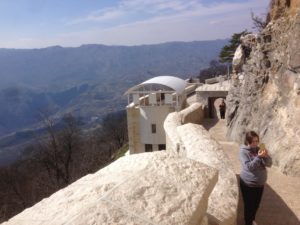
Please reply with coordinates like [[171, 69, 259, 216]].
[[125, 76, 187, 154]]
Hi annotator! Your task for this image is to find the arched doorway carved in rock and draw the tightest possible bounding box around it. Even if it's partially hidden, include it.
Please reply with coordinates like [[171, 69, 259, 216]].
[[208, 97, 226, 119]]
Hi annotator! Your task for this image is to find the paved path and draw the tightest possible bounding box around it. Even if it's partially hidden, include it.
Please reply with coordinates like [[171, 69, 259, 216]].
[[202, 119, 300, 225]]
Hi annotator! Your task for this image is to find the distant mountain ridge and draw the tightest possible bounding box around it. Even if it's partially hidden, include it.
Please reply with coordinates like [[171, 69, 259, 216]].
[[0, 40, 227, 90], [0, 40, 228, 165]]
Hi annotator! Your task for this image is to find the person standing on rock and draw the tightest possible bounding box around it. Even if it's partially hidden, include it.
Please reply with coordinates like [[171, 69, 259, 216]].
[[219, 99, 226, 119], [239, 131, 272, 225]]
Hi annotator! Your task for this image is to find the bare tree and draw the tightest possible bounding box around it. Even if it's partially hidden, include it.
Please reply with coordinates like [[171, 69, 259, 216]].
[[0, 111, 124, 222], [93, 110, 128, 160], [37, 113, 82, 187], [0, 167, 28, 210], [101, 110, 128, 150], [251, 11, 268, 32], [57, 114, 82, 183]]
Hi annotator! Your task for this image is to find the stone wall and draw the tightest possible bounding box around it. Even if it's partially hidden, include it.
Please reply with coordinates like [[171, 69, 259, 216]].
[[185, 83, 199, 96], [127, 105, 144, 154], [177, 124, 238, 225], [164, 112, 183, 155], [164, 104, 238, 225], [164, 103, 205, 156], [180, 102, 204, 124], [2, 152, 218, 225], [226, 6, 300, 176], [196, 91, 228, 107]]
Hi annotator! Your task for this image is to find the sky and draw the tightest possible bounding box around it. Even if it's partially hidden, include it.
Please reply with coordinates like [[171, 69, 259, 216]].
[[0, 0, 270, 49]]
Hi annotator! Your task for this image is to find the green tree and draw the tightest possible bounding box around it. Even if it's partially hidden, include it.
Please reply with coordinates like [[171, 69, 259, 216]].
[[219, 30, 250, 63]]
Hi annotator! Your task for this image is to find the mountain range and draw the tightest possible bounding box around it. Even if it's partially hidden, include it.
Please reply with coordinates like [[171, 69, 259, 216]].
[[0, 40, 228, 165]]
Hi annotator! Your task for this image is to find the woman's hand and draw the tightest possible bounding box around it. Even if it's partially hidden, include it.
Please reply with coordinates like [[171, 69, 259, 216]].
[[258, 148, 268, 158]]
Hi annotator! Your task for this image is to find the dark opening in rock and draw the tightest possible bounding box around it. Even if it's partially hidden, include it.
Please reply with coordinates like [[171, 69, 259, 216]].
[[286, 0, 291, 7], [264, 35, 272, 43], [265, 60, 271, 68], [263, 75, 269, 84], [243, 46, 252, 58]]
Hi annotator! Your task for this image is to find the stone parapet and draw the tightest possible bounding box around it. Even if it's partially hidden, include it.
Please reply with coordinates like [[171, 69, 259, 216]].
[[164, 112, 183, 155], [164, 103, 205, 155], [164, 104, 238, 225], [177, 124, 238, 225], [2, 152, 218, 225], [179, 102, 204, 124]]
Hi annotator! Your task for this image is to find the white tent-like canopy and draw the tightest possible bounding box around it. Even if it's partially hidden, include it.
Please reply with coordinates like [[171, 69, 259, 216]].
[[125, 76, 187, 95]]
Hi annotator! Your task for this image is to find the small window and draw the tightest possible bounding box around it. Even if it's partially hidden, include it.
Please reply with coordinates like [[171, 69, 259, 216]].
[[151, 124, 156, 133], [158, 144, 166, 151], [145, 144, 153, 152]]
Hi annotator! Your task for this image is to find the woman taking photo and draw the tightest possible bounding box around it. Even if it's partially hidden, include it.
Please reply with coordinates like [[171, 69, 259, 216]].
[[239, 131, 272, 225]]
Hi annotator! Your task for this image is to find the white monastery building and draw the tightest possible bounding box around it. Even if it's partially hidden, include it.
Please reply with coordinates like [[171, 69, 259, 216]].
[[125, 76, 187, 154]]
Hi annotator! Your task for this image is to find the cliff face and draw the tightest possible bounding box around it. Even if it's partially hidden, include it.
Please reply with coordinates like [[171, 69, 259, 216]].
[[270, 0, 300, 20], [227, 0, 300, 176]]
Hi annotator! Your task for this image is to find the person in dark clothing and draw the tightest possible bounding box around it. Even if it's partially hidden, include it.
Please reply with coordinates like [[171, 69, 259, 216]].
[[239, 131, 272, 225], [219, 99, 226, 119]]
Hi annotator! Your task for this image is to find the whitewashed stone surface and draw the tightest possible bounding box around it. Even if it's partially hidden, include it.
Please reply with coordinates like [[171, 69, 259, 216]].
[[232, 45, 244, 73], [179, 102, 204, 125], [177, 124, 238, 225], [2, 152, 218, 225], [164, 112, 183, 154]]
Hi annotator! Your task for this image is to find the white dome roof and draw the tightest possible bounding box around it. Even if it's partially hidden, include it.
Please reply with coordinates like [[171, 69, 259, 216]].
[[125, 76, 187, 95]]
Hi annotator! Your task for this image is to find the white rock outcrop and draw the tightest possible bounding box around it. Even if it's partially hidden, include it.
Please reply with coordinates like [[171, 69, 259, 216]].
[[232, 45, 244, 73], [2, 152, 218, 225]]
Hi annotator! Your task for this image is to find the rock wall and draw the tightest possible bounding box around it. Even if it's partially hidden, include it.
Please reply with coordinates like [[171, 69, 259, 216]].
[[269, 0, 300, 20], [227, 2, 300, 176]]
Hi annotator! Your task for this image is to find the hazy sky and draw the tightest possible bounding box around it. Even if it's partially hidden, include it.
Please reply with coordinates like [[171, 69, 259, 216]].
[[0, 0, 270, 48]]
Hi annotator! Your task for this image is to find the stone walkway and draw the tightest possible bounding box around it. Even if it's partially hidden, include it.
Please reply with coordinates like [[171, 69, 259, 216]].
[[202, 119, 300, 225]]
